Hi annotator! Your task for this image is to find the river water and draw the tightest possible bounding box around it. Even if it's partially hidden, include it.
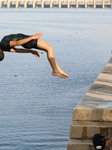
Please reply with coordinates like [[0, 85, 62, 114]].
[[0, 8, 112, 150]]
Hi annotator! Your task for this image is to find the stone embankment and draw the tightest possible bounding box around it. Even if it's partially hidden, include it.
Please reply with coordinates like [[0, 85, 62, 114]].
[[67, 57, 112, 150]]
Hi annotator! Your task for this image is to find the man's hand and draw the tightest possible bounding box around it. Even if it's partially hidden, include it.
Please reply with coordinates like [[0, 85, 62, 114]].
[[32, 51, 41, 58], [32, 33, 43, 40]]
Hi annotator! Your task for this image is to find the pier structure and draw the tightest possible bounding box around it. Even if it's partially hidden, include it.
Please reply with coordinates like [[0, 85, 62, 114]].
[[0, 0, 111, 8], [67, 57, 112, 150]]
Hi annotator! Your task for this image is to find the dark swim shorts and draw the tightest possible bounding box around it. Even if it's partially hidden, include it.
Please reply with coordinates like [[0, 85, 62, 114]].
[[0, 33, 38, 52], [18, 34, 38, 49]]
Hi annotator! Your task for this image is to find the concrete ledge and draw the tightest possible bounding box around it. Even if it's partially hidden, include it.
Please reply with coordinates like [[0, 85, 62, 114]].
[[73, 57, 112, 121], [67, 139, 108, 150], [70, 121, 112, 139], [67, 139, 93, 150], [67, 57, 112, 150], [73, 107, 112, 121]]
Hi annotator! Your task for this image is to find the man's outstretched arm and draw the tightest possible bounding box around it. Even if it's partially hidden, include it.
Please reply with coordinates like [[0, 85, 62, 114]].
[[10, 48, 41, 58], [10, 33, 43, 47]]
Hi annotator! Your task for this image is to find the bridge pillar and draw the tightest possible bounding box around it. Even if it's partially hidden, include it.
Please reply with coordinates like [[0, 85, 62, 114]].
[[67, 0, 70, 8], [24, 0, 27, 8], [59, 1, 61, 8], [50, 1, 53, 8], [33, 0, 36, 8], [93, 0, 96, 8], [41, 0, 44, 8], [85, 1, 87, 8], [67, 2, 70, 8], [33, 2, 35, 8], [102, 1, 104, 8], [16, 2, 18, 8], [0, 1, 2, 8], [7, 0, 10, 8], [111, 0, 112, 8], [16, 0, 19, 8], [76, 0, 79, 8], [102, 0, 105, 8]]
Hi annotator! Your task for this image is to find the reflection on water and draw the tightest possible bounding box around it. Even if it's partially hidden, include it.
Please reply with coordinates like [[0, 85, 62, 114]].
[[0, 9, 112, 150]]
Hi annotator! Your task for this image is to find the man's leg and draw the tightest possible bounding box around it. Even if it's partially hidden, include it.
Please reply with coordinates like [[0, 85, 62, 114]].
[[37, 39, 68, 78]]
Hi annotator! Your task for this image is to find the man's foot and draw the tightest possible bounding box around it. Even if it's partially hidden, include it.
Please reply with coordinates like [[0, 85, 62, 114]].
[[59, 70, 69, 78], [52, 71, 67, 79], [57, 67, 69, 78]]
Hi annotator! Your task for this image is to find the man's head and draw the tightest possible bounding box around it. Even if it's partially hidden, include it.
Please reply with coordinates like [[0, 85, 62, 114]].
[[93, 134, 106, 150], [0, 50, 4, 61]]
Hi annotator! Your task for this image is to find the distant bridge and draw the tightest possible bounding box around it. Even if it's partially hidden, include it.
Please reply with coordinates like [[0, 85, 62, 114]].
[[0, 0, 112, 8]]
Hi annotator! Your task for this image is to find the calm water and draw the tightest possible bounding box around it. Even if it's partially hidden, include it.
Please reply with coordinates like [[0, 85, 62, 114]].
[[0, 9, 112, 150]]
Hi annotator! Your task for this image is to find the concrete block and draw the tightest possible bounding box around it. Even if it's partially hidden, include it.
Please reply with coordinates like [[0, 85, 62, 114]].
[[67, 58, 112, 150], [67, 139, 108, 150], [72, 57, 112, 122], [73, 107, 112, 121], [70, 121, 112, 139], [67, 139, 94, 150]]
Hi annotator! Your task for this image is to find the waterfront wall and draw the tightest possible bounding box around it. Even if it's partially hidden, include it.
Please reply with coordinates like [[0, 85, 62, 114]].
[[0, 0, 112, 8], [67, 57, 112, 150]]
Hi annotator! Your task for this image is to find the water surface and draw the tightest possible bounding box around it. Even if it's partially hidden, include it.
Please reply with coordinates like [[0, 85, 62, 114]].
[[0, 9, 112, 150]]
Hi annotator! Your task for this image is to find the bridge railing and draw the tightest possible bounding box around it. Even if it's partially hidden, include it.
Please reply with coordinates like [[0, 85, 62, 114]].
[[0, 0, 111, 8]]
